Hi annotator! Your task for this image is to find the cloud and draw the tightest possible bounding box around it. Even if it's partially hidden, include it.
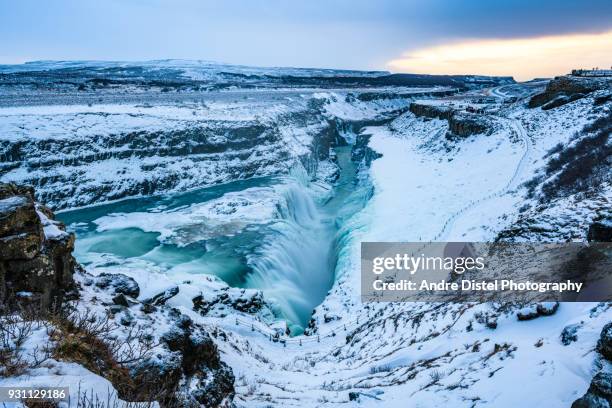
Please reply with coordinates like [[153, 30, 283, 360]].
[[387, 30, 612, 81], [0, 0, 610, 72]]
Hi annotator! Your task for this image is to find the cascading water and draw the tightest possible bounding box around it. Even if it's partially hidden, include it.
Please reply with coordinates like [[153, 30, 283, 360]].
[[244, 143, 373, 334], [245, 165, 336, 332], [58, 125, 373, 336]]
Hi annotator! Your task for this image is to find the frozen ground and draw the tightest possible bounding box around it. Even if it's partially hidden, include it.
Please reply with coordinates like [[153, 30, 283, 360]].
[[200, 84, 611, 407]]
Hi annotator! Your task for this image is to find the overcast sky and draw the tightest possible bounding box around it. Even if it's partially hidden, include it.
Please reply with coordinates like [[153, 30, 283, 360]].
[[1, 0, 611, 79]]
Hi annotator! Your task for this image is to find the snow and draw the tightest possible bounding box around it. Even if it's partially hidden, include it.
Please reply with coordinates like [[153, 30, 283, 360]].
[[0, 319, 145, 408], [2, 74, 610, 407], [203, 89, 611, 407], [364, 115, 520, 242], [0, 196, 27, 213], [36, 208, 69, 240]]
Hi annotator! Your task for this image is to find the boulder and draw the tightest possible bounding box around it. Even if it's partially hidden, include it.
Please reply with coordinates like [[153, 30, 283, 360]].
[[94, 273, 140, 298], [561, 324, 580, 345], [517, 302, 559, 321], [143, 286, 179, 307], [537, 302, 559, 316], [517, 305, 539, 321]]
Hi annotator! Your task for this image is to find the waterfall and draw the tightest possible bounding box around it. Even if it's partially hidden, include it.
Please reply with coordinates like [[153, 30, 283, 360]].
[[60, 123, 375, 336], [244, 141, 375, 334], [245, 164, 335, 332]]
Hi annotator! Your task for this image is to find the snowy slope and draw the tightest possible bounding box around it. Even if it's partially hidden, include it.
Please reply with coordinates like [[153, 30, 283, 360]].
[[196, 86, 611, 407]]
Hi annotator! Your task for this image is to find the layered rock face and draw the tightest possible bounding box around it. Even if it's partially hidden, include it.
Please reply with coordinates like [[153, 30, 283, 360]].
[[0, 182, 76, 310], [0, 118, 296, 210], [529, 75, 612, 109], [409, 102, 453, 120], [409, 102, 491, 137], [447, 112, 491, 137]]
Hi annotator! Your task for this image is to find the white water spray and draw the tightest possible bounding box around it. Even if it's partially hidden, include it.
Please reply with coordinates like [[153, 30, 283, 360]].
[[246, 164, 335, 331]]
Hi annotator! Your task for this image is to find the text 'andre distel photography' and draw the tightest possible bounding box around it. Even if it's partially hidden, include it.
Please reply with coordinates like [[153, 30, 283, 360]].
[[0, 1, 611, 407]]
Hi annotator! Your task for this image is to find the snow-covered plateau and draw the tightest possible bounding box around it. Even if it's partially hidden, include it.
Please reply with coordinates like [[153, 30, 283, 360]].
[[0, 61, 611, 408]]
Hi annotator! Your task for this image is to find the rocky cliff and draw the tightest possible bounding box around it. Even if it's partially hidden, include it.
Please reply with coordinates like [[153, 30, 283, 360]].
[[0, 182, 236, 407], [409, 102, 491, 137], [409, 102, 454, 120], [529, 75, 612, 109], [0, 115, 300, 210], [0, 182, 77, 311], [448, 112, 492, 138]]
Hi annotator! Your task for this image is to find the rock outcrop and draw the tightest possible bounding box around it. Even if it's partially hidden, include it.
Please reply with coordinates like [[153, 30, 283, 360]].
[[409, 103, 453, 120], [447, 112, 491, 138], [588, 215, 612, 242], [597, 322, 612, 361], [572, 323, 612, 407], [0, 182, 236, 407], [572, 372, 612, 408], [0, 182, 77, 311], [193, 288, 265, 315], [529, 76, 612, 109], [409, 103, 491, 138], [160, 312, 235, 407]]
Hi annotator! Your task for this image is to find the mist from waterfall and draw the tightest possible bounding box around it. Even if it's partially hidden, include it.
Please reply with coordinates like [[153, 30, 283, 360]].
[[245, 165, 335, 331]]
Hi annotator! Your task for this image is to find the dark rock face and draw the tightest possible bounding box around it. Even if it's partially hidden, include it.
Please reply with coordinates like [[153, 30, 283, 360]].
[[597, 323, 612, 361], [0, 182, 76, 311], [352, 133, 382, 167], [588, 216, 612, 242], [409, 103, 491, 138], [529, 76, 611, 108], [572, 392, 609, 408], [574, 324, 612, 407], [572, 372, 612, 408], [409, 103, 453, 120], [447, 113, 490, 138], [160, 313, 235, 407]]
